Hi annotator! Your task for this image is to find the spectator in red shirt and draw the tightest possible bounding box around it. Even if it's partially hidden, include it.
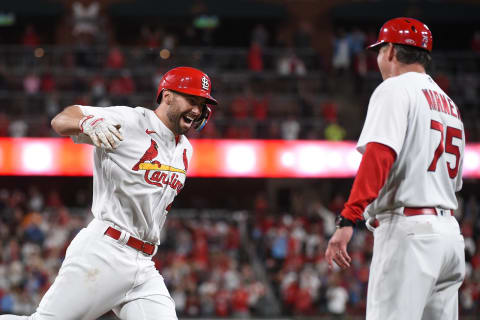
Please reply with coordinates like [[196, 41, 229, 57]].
[[215, 287, 230, 317], [230, 94, 251, 120], [248, 42, 263, 72], [22, 25, 40, 47], [321, 100, 338, 123], [294, 287, 313, 315], [231, 286, 250, 317], [283, 281, 299, 311], [0, 113, 10, 136], [109, 71, 135, 104], [106, 46, 126, 69], [226, 225, 240, 251], [471, 30, 480, 53], [41, 73, 56, 93], [140, 25, 163, 48]]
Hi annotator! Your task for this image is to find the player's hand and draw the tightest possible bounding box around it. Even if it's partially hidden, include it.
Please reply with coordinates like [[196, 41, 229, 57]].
[[325, 226, 353, 270], [79, 115, 124, 149]]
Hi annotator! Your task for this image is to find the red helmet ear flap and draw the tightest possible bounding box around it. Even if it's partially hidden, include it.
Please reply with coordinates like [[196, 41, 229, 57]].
[[192, 105, 212, 132], [156, 89, 164, 104]]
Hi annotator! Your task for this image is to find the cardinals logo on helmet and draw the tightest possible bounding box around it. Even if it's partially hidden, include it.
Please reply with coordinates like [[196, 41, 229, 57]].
[[201, 76, 209, 91]]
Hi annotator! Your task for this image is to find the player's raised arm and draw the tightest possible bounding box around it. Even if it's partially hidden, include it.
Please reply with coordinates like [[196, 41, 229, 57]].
[[51, 105, 85, 136], [51, 105, 123, 149]]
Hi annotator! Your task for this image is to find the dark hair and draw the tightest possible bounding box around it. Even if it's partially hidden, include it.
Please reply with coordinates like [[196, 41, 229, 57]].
[[393, 44, 432, 70]]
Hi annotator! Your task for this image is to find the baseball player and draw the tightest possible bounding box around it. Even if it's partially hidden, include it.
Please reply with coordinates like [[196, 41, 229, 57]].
[[0, 66, 217, 320], [325, 18, 465, 320]]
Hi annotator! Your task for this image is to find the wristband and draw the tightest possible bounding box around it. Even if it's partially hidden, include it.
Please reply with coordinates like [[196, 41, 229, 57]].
[[335, 215, 356, 229], [79, 115, 94, 133]]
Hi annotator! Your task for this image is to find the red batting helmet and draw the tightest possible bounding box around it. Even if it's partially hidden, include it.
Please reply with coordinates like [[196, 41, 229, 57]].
[[156, 66, 217, 105], [367, 17, 433, 52], [156, 66, 217, 131]]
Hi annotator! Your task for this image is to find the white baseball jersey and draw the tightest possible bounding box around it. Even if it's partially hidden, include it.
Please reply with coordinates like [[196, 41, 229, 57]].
[[358, 72, 465, 217], [73, 105, 193, 244]]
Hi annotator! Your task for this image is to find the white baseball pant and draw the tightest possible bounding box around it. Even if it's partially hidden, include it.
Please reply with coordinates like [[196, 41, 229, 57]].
[[0, 219, 177, 320], [367, 212, 465, 320]]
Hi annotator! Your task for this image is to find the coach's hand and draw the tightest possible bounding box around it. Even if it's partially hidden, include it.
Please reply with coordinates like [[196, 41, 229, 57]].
[[79, 115, 124, 149], [325, 226, 353, 270]]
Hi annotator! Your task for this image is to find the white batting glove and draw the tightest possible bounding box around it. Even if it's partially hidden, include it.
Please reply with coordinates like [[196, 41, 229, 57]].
[[79, 115, 124, 149]]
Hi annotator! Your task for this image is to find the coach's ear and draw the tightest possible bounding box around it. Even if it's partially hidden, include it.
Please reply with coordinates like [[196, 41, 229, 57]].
[[387, 43, 396, 62]]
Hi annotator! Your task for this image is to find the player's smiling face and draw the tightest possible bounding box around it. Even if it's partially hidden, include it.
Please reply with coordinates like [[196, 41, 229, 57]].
[[165, 91, 205, 135]]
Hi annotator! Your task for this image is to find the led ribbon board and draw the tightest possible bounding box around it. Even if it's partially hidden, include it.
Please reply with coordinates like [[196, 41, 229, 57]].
[[0, 138, 479, 178]]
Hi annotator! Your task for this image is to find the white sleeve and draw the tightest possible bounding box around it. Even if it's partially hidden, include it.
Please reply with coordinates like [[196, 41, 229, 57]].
[[76, 105, 127, 126], [357, 80, 409, 156], [71, 105, 132, 145]]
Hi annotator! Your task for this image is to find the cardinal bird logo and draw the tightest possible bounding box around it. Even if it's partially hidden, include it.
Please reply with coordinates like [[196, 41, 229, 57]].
[[183, 149, 188, 171], [132, 139, 186, 193], [132, 139, 158, 171]]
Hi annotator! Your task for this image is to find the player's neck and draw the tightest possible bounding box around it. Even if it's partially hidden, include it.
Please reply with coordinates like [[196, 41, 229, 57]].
[[154, 106, 176, 135], [390, 63, 426, 78]]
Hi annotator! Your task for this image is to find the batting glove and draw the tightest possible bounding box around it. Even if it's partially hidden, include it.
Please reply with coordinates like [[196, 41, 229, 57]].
[[79, 115, 124, 149]]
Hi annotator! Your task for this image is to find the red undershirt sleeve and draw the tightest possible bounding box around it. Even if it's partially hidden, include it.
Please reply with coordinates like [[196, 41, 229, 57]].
[[340, 142, 397, 222]]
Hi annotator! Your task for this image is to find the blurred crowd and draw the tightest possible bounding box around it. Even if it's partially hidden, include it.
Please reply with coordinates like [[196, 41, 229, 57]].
[[1, 2, 480, 317], [1, 1, 480, 141], [0, 184, 479, 317], [0, 187, 269, 318], [0, 187, 85, 315], [157, 217, 268, 317], [250, 190, 480, 317]]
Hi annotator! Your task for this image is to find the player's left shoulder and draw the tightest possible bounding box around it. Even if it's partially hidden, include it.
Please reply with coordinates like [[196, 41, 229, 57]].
[[372, 74, 408, 99], [131, 106, 153, 119], [180, 135, 193, 150], [105, 105, 144, 125], [179, 135, 194, 156]]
